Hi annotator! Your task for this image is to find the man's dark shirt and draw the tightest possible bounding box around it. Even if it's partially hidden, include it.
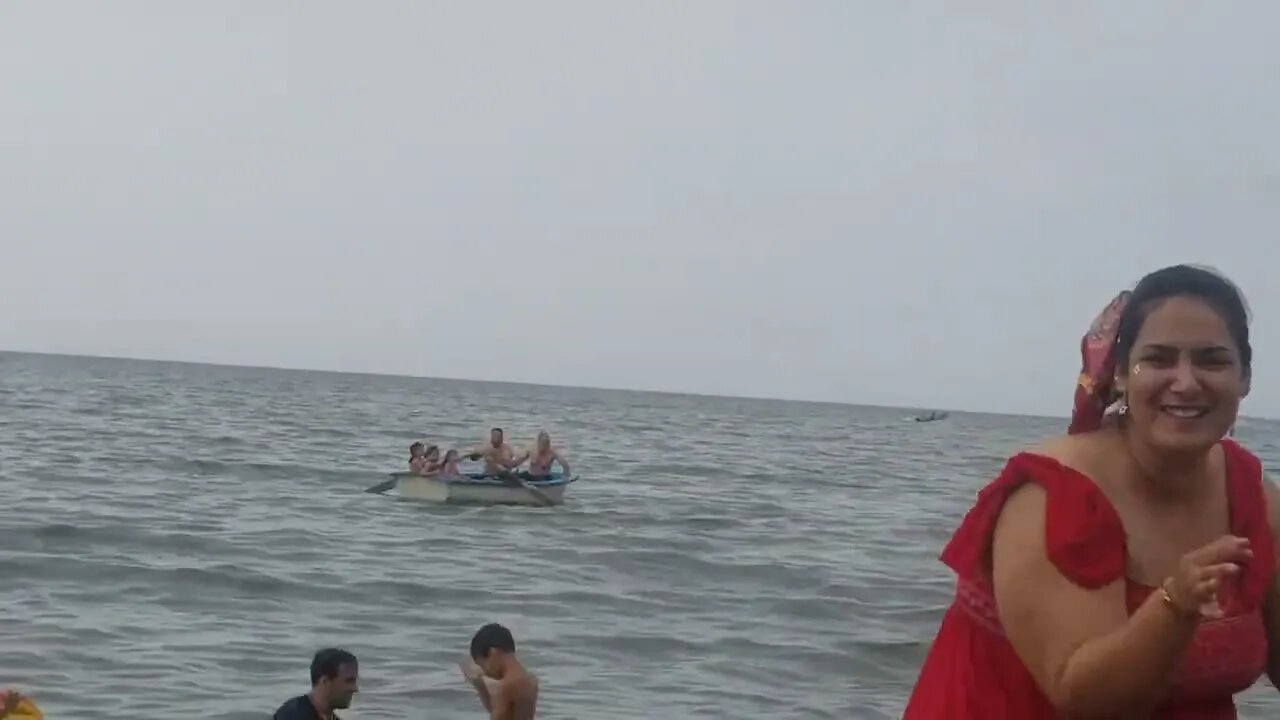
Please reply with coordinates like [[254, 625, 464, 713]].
[[273, 695, 325, 720]]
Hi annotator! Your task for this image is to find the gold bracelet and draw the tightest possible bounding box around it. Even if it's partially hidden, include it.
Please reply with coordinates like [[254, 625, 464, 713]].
[[1160, 578, 1197, 620]]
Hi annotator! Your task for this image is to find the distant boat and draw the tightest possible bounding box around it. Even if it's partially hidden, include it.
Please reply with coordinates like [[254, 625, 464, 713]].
[[384, 472, 576, 506], [914, 410, 950, 423]]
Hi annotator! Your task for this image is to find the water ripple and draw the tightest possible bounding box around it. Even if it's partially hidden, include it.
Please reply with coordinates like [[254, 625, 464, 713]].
[[2, 351, 1278, 719]]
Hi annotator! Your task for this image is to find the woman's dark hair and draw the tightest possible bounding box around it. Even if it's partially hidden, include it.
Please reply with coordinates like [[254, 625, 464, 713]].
[[1114, 264, 1252, 376]]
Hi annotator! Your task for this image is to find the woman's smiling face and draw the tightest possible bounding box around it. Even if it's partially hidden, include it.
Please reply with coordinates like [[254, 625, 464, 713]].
[[1119, 295, 1250, 452]]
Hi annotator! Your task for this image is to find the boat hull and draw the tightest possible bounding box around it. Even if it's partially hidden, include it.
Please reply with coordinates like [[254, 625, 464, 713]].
[[388, 473, 574, 506]]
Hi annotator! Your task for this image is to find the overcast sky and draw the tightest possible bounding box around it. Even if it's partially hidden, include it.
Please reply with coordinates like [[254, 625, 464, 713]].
[[2, 2, 1277, 417]]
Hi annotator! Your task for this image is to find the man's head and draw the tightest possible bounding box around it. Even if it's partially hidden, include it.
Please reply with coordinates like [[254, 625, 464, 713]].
[[489, 427, 504, 447], [310, 648, 359, 710], [469, 623, 516, 677]]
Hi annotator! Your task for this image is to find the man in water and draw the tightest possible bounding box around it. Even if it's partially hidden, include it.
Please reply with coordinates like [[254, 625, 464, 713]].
[[273, 648, 359, 720], [460, 623, 538, 719], [465, 428, 520, 477]]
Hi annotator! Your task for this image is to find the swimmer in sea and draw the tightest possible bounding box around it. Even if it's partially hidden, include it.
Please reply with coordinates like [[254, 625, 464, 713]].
[[513, 431, 571, 480], [459, 623, 538, 720], [273, 648, 358, 720]]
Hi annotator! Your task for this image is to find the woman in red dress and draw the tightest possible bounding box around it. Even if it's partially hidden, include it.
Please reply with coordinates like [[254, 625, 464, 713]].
[[903, 264, 1279, 719]]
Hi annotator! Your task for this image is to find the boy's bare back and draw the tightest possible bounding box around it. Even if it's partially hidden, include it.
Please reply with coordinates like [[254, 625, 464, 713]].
[[496, 667, 538, 720], [466, 622, 537, 720]]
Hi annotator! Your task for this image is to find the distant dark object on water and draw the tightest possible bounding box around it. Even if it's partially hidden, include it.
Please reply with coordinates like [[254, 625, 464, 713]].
[[914, 411, 950, 423]]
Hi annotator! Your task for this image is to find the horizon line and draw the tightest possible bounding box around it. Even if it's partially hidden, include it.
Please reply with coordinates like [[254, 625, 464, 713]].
[[8, 348, 1020, 413], [4, 348, 1272, 423]]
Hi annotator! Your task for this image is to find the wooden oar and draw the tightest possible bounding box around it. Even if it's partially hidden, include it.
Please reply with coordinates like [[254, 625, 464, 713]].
[[516, 477, 555, 507], [495, 472, 554, 506]]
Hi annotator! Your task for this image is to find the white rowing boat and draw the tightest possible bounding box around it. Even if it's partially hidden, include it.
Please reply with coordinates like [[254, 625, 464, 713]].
[[385, 472, 577, 506]]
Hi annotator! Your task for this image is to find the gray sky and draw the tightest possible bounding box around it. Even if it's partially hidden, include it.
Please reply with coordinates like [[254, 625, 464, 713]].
[[2, 2, 1277, 417]]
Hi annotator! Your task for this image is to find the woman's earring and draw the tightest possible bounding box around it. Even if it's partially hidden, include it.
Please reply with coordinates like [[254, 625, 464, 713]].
[[1113, 382, 1129, 416]]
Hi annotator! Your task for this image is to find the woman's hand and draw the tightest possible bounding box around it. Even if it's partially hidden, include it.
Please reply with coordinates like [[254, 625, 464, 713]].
[[1165, 535, 1252, 619]]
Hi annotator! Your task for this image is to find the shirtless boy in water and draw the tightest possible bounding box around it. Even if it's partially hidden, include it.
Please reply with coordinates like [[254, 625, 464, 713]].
[[460, 623, 538, 719]]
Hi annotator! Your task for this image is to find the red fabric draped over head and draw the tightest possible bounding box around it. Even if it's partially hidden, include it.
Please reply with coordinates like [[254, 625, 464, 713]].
[[1068, 290, 1132, 435]]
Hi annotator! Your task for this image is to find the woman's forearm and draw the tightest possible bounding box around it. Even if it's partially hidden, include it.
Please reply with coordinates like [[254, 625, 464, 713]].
[[1055, 589, 1197, 716]]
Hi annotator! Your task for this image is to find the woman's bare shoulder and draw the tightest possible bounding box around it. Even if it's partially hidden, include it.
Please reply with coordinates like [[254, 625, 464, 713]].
[[1021, 432, 1114, 477], [994, 436, 1092, 532]]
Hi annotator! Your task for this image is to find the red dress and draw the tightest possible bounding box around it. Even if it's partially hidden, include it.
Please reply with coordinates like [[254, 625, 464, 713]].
[[902, 439, 1275, 719]]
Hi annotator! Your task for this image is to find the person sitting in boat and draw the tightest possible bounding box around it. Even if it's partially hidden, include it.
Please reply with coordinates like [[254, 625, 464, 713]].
[[409, 440, 430, 474], [438, 449, 464, 479], [902, 264, 1276, 719], [409, 443, 441, 476], [513, 431, 571, 480], [464, 427, 521, 477]]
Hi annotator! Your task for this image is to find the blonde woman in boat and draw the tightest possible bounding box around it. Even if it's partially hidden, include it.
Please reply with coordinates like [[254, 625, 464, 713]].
[[514, 431, 571, 480]]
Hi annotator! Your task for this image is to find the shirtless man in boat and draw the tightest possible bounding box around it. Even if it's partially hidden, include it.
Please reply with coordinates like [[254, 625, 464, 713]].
[[465, 428, 521, 477], [512, 431, 571, 479], [459, 623, 538, 720]]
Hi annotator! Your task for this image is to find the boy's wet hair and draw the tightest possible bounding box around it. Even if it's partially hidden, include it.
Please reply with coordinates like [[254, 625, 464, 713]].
[[470, 623, 516, 660]]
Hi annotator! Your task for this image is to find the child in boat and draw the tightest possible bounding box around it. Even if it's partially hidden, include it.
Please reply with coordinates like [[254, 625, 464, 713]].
[[408, 442, 428, 474], [459, 623, 538, 719], [409, 443, 441, 475], [438, 449, 463, 479]]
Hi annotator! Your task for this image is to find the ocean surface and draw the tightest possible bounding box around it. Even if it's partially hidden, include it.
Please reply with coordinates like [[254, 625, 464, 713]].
[[2, 351, 1278, 719]]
